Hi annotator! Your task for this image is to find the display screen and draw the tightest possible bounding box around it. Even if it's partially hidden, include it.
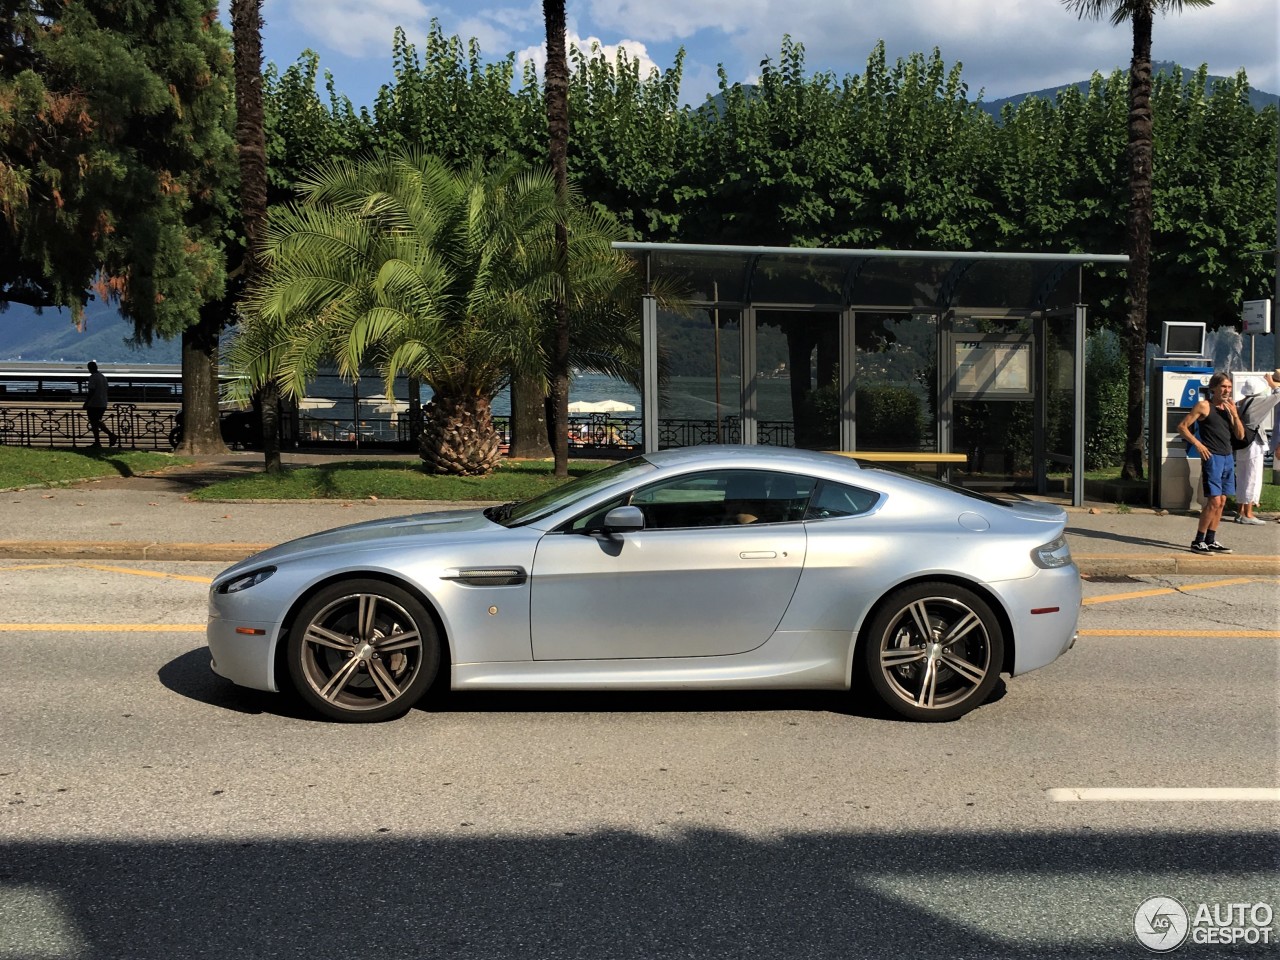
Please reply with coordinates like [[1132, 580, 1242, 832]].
[[1162, 322, 1205, 356]]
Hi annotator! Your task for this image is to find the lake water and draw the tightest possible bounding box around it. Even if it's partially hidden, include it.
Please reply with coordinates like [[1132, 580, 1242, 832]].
[[301, 373, 795, 423]]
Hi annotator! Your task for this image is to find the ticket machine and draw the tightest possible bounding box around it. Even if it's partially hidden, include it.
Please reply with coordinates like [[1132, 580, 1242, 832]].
[[1149, 359, 1214, 509]]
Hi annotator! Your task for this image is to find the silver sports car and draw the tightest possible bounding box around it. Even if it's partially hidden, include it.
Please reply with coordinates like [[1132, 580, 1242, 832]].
[[207, 446, 1079, 723]]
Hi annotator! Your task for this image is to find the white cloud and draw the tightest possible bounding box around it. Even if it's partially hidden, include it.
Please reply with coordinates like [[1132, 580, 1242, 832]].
[[517, 30, 664, 82], [280, 0, 433, 59]]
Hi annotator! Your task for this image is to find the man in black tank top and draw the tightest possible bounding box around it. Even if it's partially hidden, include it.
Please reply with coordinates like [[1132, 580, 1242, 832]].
[[1177, 372, 1245, 553]]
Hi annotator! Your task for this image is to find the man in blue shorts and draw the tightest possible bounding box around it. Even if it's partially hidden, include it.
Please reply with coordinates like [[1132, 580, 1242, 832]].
[[1177, 372, 1246, 553]]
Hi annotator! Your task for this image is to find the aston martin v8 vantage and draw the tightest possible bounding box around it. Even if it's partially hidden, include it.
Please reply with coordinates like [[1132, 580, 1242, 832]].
[[207, 446, 1079, 722]]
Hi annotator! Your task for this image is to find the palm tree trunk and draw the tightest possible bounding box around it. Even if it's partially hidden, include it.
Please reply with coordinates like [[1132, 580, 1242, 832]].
[[419, 394, 503, 475], [1121, 6, 1154, 481], [543, 0, 570, 479], [509, 372, 552, 458], [231, 0, 280, 472]]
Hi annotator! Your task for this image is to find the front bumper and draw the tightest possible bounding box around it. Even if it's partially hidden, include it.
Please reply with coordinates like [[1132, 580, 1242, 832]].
[[207, 604, 281, 693]]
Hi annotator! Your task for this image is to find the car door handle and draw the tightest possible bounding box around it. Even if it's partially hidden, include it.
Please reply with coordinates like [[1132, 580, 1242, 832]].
[[739, 551, 777, 559]]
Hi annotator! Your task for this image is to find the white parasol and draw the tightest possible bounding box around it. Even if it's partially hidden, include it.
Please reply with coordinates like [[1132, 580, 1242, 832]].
[[297, 397, 337, 412], [567, 399, 636, 414]]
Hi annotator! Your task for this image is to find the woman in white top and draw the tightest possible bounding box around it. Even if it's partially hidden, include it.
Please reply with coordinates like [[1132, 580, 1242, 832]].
[[1233, 372, 1280, 524]]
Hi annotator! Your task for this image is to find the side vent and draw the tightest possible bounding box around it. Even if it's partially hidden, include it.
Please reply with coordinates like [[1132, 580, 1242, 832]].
[[441, 567, 527, 587]]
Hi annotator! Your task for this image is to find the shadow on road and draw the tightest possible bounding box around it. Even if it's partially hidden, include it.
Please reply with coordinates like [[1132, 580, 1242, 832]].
[[1, 830, 1272, 959]]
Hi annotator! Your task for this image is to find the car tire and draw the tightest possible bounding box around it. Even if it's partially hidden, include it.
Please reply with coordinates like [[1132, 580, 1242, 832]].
[[287, 579, 440, 722], [862, 582, 1004, 722]]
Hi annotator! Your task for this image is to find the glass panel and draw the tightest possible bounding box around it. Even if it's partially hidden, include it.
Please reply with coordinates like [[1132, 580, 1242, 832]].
[[749, 254, 848, 305], [953, 399, 1037, 487], [1044, 311, 1077, 480], [853, 312, 937, 452], [757, 311, 840, 450], [651, 251, 750, 303], [850, 258, 950, 308], [951, 315, 1033, 336], [946, 260, 1037, 311], [656, 306, 741, 448]]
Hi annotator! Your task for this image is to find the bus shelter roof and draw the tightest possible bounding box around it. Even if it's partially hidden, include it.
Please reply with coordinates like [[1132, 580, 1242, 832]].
[[614, 242, 1129, 312]]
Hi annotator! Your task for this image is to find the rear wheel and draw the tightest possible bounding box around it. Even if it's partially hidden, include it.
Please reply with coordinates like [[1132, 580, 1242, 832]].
[[862, 583, 1004, 722], [287, 579, 440, 722]]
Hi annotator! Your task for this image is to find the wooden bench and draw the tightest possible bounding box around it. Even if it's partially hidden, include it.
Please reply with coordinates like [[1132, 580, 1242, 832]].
[[830, 450, 968, 480]]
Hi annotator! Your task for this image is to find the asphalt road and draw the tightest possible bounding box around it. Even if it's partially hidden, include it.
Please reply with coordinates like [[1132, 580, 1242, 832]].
[[1, 564, 1277, 960]]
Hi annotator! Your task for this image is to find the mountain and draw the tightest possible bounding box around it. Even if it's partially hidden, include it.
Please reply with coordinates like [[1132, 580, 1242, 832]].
[[979, 61, 1279, 116], [0, 302, 181, 364]]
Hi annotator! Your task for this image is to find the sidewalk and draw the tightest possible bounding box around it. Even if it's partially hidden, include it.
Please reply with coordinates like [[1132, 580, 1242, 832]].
[[1, 453, 1276, 575]]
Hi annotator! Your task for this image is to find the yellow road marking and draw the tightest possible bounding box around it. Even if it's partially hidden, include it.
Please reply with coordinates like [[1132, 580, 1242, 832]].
[[0, 624, 206, 632], [1082, 577, 1258, 605], [1078, 629, 1280, 638], [72, 562, 213, 584], [0, 561, 212, 583]]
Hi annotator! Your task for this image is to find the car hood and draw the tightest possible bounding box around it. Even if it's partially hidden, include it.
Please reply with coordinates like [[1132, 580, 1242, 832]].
[[225, 507, 497, 571]]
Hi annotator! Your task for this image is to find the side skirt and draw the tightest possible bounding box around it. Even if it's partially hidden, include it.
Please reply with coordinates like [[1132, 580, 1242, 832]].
[[451, 631, 851, 690]]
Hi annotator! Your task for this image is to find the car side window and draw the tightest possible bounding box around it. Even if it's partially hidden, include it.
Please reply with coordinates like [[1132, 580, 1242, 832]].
[[564, 469, 815, 532], [804, 479, 880, 520]]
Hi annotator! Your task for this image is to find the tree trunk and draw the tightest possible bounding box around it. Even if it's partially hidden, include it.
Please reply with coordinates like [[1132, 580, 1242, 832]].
[[177, 305, 229, 455], [231, 0, 279, 473], [419, 393, 503, 475], [1121, 8, 1154, 482], [543, 0, 571, 479], [509, 372, 552, 458]]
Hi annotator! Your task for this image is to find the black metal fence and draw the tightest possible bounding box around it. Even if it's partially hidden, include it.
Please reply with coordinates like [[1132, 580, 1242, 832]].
[[1, 404, 801, 455]]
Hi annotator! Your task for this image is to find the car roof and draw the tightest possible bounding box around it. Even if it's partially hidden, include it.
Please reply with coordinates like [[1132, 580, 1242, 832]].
[[644, 445, 864, 474]]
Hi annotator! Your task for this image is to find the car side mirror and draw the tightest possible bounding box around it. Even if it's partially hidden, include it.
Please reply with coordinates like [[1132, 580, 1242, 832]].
[[600, 505, 644, 534]]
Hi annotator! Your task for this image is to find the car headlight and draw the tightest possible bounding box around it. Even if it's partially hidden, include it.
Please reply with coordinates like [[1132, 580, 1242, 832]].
[[1031, 536, 1072, 569], [219, 567, 276, 594]]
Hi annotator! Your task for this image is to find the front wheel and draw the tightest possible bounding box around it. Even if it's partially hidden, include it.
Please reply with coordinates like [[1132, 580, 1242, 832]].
[[861, 583, 1004, 722], [287, 579, 440, 722]]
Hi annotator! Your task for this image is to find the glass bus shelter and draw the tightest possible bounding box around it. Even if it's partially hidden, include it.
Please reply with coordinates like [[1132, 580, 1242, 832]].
[[616, 242, 1128, 507]]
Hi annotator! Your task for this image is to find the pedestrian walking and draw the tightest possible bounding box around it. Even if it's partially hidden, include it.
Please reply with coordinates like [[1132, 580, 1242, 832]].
[[83, 360, 119, 448], [1232, 372, 1280, 524], [1177, 372, 1245, 553]]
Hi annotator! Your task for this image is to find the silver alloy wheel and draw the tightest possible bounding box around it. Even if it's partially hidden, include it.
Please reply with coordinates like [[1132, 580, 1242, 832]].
[[876, 595, 993, 712], [296, 591, 425, 714]]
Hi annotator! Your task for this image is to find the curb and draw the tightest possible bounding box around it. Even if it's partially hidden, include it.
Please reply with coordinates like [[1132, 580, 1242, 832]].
[[1, 541, 1276, 576]]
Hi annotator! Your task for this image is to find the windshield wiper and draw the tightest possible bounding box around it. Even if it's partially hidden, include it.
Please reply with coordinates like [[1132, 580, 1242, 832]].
[[484, 500, 519, 524]]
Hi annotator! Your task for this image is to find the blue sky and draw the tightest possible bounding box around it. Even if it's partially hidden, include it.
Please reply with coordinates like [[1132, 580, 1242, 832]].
[[247, 0, 1279, 108]]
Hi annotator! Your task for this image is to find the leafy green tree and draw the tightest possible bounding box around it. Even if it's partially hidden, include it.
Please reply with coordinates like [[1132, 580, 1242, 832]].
[[1063, 0, 1214, 481], [263, 51, 368, 202], [0, 0, 238, 451], [230, 151, 641, 475], [562, 41, 693, 239], [1149, 66, 1278, 328]]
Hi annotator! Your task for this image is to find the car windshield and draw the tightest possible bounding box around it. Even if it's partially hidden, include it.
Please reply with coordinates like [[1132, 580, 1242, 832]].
[[487, 456, 657, 527]]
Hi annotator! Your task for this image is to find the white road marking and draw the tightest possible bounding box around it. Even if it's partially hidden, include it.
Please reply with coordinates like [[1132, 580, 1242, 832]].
[[1047, 787, 1280, 802]]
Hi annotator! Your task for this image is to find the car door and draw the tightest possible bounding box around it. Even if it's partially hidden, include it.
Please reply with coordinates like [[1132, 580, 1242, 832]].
[[529, 469, 811, 661]]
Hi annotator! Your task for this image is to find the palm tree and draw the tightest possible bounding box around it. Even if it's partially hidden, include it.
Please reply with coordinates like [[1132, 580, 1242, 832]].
[[543, 0, 571, 478], [1063, 0, 1213, 480], [229, 150, 641, 475]]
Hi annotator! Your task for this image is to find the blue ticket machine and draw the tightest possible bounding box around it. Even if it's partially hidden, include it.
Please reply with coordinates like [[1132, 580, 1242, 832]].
[[1149, 359, 1214, 509]]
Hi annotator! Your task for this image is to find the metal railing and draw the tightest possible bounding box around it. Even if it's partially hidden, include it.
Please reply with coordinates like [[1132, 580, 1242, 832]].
[[0, 406, 804, 455]]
